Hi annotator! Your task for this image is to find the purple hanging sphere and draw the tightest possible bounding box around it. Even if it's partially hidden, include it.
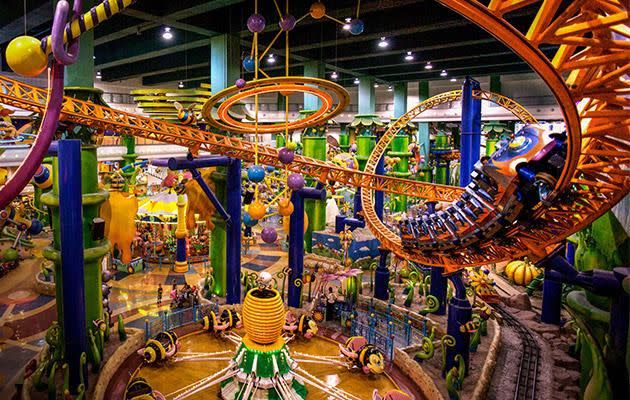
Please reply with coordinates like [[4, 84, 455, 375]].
[[279, 14, 296, 31], [235, 78, 246, 89], [287, 173, 305, 190], [247, 13, 266, 33], [278, 147, 295, 164], [261, 227, 278, 243]]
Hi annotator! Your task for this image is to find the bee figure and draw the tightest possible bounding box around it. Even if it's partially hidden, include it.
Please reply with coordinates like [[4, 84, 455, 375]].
[[174, 101, 198, 126]]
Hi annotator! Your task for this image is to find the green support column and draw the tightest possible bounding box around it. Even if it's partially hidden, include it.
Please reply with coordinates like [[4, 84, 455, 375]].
[[120, 135, 136, 189], [210, 171, 227, 296], [64, 0, 94, 88], [358, 77, 375, 115], [42, 90, 110, 366], [393, 83, 407, 119], [303, 61, 324, 110], [209, 33, 240, 294], [338, 125, 350, 152], [302, 62, 326, 250], [387, 123, 412, 211], [490, 75, 501, 93], [417, 81, 431, 181]]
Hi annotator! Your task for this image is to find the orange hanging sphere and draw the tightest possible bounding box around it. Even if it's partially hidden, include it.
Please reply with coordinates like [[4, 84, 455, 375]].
[[282, 212, 308, 233], [248, 201, 267, 220], [309, 2, 326, 19], [278, 198, 294, 216]]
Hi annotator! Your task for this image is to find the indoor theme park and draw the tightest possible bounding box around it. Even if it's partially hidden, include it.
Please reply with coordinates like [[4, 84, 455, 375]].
[[0, 0, 627, 399]]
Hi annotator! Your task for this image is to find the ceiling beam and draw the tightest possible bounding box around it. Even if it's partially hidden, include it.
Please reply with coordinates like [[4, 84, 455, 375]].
[[96, 39, 209, 69], [95, 0, 245, 46], [121, 9, 217, 37], [0, 3, 52, 44]]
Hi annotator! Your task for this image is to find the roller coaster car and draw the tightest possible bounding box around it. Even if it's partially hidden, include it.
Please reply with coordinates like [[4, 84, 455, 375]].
[[399, 124, 567, 254], [125, 377, 165, 400]]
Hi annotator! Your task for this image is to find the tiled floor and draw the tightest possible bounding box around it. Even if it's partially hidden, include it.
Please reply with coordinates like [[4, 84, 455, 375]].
[[0, 234, 289, 396]]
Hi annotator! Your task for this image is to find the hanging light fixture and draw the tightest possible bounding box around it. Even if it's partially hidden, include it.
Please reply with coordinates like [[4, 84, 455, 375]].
[[178, 81, 184, 88], [331, 71, 339, 80], [440, 69, 448, 77], [374, 82, 379, 88], [343, 18, 351, 30], [378, 37, 388, 48], [450, 77, 457, 82], [404, 51, 414, 61], [96, 71, 102, 79], [424, 61, 433, 70], [353, 77, 360, 85], [387, 85, 393, 92], [267, 53, 276, 64], [162, 26, 173, 40]]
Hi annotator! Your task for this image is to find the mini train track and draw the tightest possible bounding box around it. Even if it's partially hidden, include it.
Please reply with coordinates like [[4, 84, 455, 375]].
[[493, 304, 540, 400]]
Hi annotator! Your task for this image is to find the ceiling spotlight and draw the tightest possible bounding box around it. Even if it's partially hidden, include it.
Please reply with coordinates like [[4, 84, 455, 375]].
[[450, 77, 457, 82], [343, 17, 351, 30], [96, 71, 102, 79], [378, 37, 388, 48], [440, 69, 448, 77], [162, 26, 173, 40], [387, 85, 393, 92], [267, 54, 276, 64], [425, 61, 433, 70], [374, 83, 379, 88], [331, 71, 339, 80], [404, 51, 414, 61], [178, 81, 184, 88], [92, 55, 96, 60], [353, 77, 360, 85]]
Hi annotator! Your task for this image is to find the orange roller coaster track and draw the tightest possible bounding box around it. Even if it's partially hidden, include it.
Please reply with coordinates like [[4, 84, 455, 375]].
[[359, 0, 629, 270], [0, 75, 462, 203]]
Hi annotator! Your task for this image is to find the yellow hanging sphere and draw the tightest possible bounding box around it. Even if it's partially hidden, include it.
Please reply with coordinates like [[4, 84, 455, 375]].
[[6, 36, 48, 77], [278, 198, 294, 216], [282, 212, 308, 233], [247, 201, 267, 220], [309, 2, 326, 19]]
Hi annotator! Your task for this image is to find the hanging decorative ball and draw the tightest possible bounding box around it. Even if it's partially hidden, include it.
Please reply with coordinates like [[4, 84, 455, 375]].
[[242, 56, 257, 72], [278, 198, 294, 216], [309, 2, 326, 19], [27, 219, 43, 235], [278, 147, 295, 164], [279, 14, 297, 31], [247, 165, 266, 182], [5, 36, 48, 77], [243, 212, 258, 227], [248, 201, 267, 220], [235, 78, 247, 89], [261, 227, 278, 243], [286, 141, 298, 151], [349, 19, 365, 35], [102, 269, 113, 283], [287, 173, 305, 190], [247, 13, 266, 33]]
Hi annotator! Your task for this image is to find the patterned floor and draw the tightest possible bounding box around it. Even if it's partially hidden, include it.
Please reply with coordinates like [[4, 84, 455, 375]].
[[0, 234, 288, 396]]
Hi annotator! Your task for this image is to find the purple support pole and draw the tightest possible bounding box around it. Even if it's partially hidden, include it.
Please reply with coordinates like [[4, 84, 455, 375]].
[[375, 133, 385, 220], [374, 248, 390, 300], [541, 271, 563, 324], [354, 188, 363, 220], [445, 272, 472, 375], [430, 267, 448, 315], [459, 77, 481, 187], [609, 267, 629, 399], [288, 187, 326, 308], [225, 159, 242, 304], [58, 140, 88, 392]]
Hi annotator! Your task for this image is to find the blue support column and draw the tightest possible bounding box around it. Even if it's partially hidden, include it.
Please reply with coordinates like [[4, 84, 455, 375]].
[[374, 248, 390, 300], [225, 158, 242, 304], [459, 77, 482, 187], [288, 187, 326, 308], [430, 266, 448, 315], [445, 272, 472, 374], [375, 134, 384, 220], [417, 82, 430, 163], [58, 140, 88, 393]]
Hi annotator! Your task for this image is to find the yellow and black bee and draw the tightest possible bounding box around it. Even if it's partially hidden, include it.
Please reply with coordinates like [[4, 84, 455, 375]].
[[137, 330, 179, 364], [174, 101, 198, 126]]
